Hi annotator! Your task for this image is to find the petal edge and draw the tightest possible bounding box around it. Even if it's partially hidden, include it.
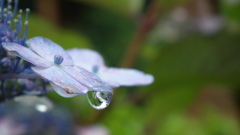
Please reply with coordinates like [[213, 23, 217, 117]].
[[2, 42, 52, 68]]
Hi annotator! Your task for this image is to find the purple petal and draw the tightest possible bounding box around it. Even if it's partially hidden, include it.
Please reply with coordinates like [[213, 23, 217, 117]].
[[2, 42, 52, 68], [62, 65, 113, 93], [31, 66, 88, 95], [27, 37, 73, 66], [67, 48, 105, 71], [98, 68, 154, 87]]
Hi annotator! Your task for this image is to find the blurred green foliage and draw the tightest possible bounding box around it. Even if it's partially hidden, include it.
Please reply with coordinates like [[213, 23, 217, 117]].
[[28, 15, 91, 49], [221, 0, 240, 24], [72, 0, 144, 15], [24, 0, 240, 134], [73, 8, 136, 66], [146, 32, 240, 89]]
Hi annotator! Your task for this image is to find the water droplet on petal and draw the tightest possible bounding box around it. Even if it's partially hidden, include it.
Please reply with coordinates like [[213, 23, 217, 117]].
[[87, 91, 113, 110]]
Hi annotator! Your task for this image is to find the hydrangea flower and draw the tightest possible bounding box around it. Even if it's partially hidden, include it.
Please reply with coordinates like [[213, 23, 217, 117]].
[[67, 49, 154, 88], [2, 37, 113, 97]]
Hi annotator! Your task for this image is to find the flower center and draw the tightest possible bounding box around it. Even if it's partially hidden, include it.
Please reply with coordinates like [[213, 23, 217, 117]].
[[92, 65, 99, 73], [54, 55, 63, 65]]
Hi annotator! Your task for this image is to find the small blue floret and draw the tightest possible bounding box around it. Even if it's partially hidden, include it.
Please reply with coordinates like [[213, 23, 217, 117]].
[[92, 65, 99, 73], [54, 55, 63, 65]]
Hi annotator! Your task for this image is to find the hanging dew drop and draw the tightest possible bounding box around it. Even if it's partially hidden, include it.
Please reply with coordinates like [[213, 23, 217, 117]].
[[87, 91, 113, 110]]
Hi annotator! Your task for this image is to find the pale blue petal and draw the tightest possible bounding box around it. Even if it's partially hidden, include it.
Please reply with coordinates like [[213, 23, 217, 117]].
[[62, 65, 113, 93], [67, 48, 105, 72], [98, 68, 154, 87], [2, 42, 52, 68], [103, 82, 120, 88], [50, 83, 79, 98], [27, 37, 73, 66], [32, 66, 88, 95]]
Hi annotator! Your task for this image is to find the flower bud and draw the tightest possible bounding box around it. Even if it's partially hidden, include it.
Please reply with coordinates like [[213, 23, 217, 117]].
[[0, 57, 11, 68], [54, 55, 63, 65]]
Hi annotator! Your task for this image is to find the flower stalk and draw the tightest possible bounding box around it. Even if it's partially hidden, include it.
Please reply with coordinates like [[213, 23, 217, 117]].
[[0, 73, 38, 80]]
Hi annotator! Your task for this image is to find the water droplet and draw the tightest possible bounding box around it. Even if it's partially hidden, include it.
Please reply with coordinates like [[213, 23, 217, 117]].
[[87, 91, 113, 110]]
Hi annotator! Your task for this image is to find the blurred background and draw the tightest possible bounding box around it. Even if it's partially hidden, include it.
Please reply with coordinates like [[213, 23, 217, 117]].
[[1, 0, 240, 134]]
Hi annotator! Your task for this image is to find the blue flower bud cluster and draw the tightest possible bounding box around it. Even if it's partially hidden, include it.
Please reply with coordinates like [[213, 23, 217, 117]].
[[0, 0, 30, 72], [0, 0, 41, 101]]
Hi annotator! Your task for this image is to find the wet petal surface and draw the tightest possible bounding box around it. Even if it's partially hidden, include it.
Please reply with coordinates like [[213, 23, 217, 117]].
[[28, 37, 73, 66], [32, 66, 88, 95], [50, 83, 79, 98], [2, 42, 52, 68], [62, 65, 113, 93]]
